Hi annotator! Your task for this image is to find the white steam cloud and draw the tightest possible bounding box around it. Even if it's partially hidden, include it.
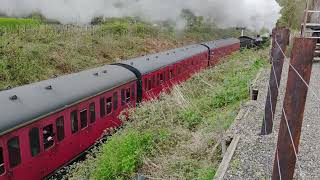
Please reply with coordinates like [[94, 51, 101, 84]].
[[0, 0, 281, 31]]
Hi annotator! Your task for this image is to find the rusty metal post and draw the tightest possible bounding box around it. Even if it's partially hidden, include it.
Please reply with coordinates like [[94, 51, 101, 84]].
[[272, 38, 316, 180], [261, 28, 290, 135]]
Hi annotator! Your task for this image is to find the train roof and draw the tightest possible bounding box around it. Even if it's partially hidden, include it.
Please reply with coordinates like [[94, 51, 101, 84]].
[[0, 65, 136, 135], [118, 44, 208, 75], [201, 38, 240, 49]]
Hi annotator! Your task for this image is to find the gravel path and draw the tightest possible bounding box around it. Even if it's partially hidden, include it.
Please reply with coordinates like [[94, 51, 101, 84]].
[[223, 59, 320, 180]]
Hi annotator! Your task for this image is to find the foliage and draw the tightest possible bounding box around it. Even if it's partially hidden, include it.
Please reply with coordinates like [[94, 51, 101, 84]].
[[92, 131, 156, 180], [276, 0, 305, 29]]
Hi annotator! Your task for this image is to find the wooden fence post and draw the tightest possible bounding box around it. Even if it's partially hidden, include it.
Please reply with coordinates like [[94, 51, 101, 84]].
[[272, 37, 316, 180], [261, 27, 290, 135]]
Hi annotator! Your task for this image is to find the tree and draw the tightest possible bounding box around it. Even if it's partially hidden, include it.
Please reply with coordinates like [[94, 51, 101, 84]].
[[276, 0, 305, 29]]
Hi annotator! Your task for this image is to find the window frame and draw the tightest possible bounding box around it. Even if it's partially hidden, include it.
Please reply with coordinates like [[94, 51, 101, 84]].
[[125, 88, 131, 103], [131, 84, 135, 101], [71, 110, 79, 133], [29, 127, 41, 157], [80, 109, 88, 129], [113, 92, 118, 111], [7, 136, 21, 168], [121, 89, 126, 106], [56, 116, 65, 142], [89, 103, 96, 123], [106, 97, 112, 115], [100, 97, 106, 117], [0, 147, 5, 175], [43, 124, 55, 150]]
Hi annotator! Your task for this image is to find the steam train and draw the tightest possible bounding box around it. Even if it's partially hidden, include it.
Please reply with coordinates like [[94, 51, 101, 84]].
[[0, 38, 240, 180]]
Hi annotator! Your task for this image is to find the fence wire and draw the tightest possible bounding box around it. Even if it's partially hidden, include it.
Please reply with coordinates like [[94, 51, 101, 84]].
[[265, 37, 318, 179]]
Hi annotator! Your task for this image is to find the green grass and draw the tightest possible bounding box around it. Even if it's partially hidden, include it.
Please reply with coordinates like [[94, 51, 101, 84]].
[[0, 18, 244, 90], [0, 18, 40, 28], [64, 48, 269, 180]]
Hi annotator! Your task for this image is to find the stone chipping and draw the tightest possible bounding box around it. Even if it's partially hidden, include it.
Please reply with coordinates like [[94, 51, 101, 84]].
[[224, 59, 320, 180]]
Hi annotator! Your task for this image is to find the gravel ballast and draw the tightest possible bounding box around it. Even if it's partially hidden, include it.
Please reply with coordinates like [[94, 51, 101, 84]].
[[224, 60, 320, 179]]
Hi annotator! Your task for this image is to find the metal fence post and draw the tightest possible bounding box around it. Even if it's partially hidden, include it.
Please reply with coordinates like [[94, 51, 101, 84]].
[[272, 37, 316, 180], [261, 27, 290, 135]]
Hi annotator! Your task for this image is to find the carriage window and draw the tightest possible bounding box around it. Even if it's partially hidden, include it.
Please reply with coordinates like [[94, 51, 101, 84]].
[[121, 89, 125, 106], [8, 137, 21, 168], [160, 73, 164, 84], [100, 97, 106, 117], [0, 148, 4, 175], [131, 85, 135, 100], [144, 79, 148, 91], [113, 92, 118, 110], [156, 74, 160, 86], [43, 124, 54, 150], [71, 110, 78, 133], [29, 128, 40, 157], [106, 97, 112, 114], [148, 79, 152, 90], [152, 75, 156, 87], [80, 110, 88, 129], [169, 69, 174, 79], [89, 103, 96, 123], [126, 88, 131, 103], [56, 117, 65, 141]]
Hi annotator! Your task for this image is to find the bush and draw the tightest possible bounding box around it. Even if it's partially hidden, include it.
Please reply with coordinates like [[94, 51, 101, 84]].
[[132, 23, 158, 37], [101, 22, 129, 36]]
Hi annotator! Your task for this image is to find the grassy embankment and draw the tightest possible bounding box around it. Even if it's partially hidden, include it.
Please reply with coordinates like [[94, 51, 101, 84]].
[[63, 48, 269, 180], [0, 17, 40, 28], [0, 18, 240, 89]]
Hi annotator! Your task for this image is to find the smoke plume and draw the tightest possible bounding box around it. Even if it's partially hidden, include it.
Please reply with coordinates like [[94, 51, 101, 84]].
[[0, 0, 281, 31]]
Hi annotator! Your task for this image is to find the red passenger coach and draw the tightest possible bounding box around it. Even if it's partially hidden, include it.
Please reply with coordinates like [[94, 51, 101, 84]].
[[116, 44, 209, 101], [202, 38, 240, 66], [0, 65, 136, 180], [0, 37, 241, 180]]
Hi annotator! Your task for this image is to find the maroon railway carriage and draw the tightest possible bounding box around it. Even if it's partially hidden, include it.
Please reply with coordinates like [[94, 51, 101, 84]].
[[115, 44, 209, 101], [0, 65, 137, 180], [202, 38, 240, 66], [0, 38, 240, 180]]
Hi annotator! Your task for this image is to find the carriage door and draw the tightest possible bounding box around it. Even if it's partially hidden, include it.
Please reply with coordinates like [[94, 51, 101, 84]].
[[78, 102, 93, 150], [41, 120, 58, 175]]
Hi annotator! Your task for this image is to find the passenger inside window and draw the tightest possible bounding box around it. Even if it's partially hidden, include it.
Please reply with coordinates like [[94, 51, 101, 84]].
[[0, 148, 4, 175], [89, 103, 96, 123], [126, 88, 131, 103], [80, 110, 88, 129], [160, 73, 164, 84], [169, 69, 173, 79], [8, 137, 21, 168], [106, 97, 112, 114], [43, 125, 54, 150]]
